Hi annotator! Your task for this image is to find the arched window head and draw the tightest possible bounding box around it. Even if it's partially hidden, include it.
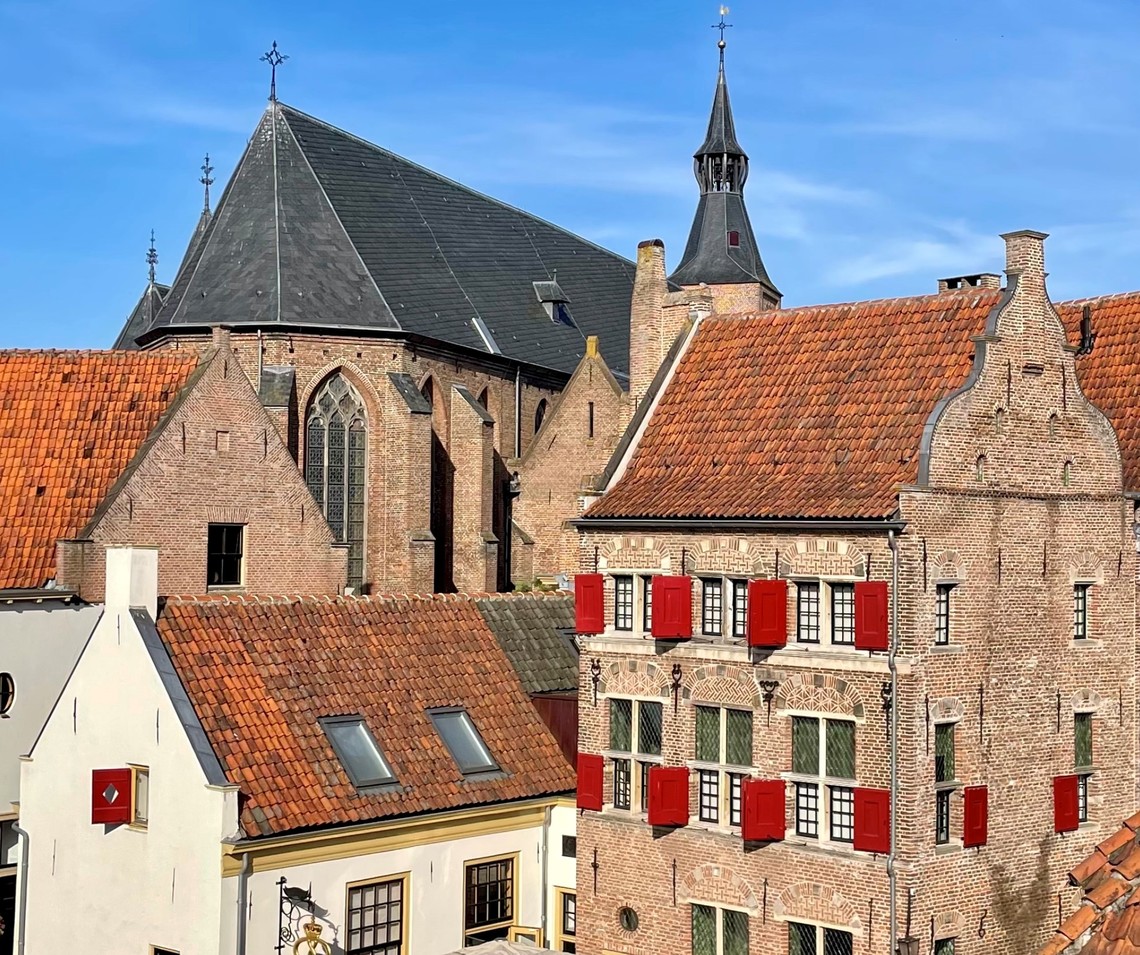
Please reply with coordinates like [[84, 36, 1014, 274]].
[[477, 387, 489, 410], [975, 455, 986, 483], [1048, 413, 1059, 437], [305, 373, 367, 589], [534, 399, 549, 435]]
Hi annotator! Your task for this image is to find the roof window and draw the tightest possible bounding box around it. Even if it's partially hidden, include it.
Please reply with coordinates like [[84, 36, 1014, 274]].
[[428, 708, 499, 776], [320, 716, 397, 789]]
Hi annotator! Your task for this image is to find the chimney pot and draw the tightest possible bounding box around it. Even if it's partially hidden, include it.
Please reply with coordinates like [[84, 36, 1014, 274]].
[[211, 324, 233, 347]]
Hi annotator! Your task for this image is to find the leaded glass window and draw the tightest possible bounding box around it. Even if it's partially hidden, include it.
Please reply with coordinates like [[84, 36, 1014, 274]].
[[609, 698, 662, 811], [694, 706, 753, 826], [693, 904, 748, 955], [306, 373, 367, 588], [792, 717, 856, 842], [789, 923, 853, 955], [1075, 713, 1093, 768], [935, 724, 955, 782]]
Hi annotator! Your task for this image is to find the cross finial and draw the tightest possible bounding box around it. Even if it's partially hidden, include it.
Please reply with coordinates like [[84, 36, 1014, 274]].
[[200, 153, 215, 213], [146, 229, 158, 285], [712, 5, 732, 58], [260, 41, 289, 102]]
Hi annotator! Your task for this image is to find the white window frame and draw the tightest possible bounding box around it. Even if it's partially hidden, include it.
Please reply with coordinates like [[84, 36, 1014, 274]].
[[935, 582, 956, 646], [613, 575, 634, 631], [1073, 582, 1092, 640], [1075, 710, 1094, 823], [692, 575, 749, 642], [787, 714, 857, 846], [605, 696, 664, 814], [793, 577, 859, 649], [129, 764, 149, 830], [690, 705, 754, 829], [692, 902, 750, 955], [786, 920, 855, 955], [933, 720, 959, 846]]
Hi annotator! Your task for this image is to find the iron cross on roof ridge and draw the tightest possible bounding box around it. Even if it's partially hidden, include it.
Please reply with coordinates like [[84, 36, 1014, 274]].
[[200, 153, 215, 213], [712, 5, 733, 52], [260, 40, 289, 102], [146, 229, 158, 285]]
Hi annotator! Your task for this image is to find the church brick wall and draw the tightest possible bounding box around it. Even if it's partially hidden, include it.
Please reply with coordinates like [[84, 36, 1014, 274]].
[[697, 281, 779, 315]]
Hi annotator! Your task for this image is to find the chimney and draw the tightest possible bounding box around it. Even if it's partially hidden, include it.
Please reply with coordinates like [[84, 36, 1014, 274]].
[[629, 239, 668, 409], [937, 274, 1002, 293], [1001, 230, 1048, 281], [211, 324, 233, 349], [104, 546, 159, 620]]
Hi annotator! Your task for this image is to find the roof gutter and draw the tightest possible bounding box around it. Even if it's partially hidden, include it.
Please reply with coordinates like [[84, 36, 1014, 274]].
[[571, 516, 907, 534]]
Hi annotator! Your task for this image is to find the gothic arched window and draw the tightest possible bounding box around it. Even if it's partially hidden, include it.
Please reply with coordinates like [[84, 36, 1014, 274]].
[[534, 399, 549, 436], [305, 373, 367, 589]]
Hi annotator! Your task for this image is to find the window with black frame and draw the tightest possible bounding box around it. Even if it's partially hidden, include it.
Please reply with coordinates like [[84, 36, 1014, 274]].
[[694, 705, 753, 826], [206, 523, 243, 587], [1074, 584, 1090, 640], [791, 717, 855, 842], [463, 857, 514, 944], [641, 575, 653, 633], [701, 578, 723, 636], [347, 878, 404, 955], [609, 698, 663, 811], [614, 575, 634, 631], [731, 579, 748, 639], [796, 583, 820, 643], [934, 723, 956, 844], [830, 583, 854, 645], [1075, 712, 1093, 823], [935, 584, 954, 645], [788, 921, 853, 955]]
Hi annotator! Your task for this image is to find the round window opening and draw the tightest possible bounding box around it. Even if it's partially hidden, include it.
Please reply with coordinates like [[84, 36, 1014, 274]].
[[618, 907, 639, 933], [0, 672, 14, 716]]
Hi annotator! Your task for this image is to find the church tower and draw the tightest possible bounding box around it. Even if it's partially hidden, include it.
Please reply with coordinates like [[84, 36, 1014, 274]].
[[669, 31, 781, 311]]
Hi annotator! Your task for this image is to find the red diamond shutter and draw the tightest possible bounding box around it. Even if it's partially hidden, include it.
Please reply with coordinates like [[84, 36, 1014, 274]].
[[647, 766, 690, 827], [853, 787, 891, 853], [1054, 775, 1079, 833], [91, 768, 132, 825], [651, 576, 693, 640], [963, 785, 988, 848], [747, 579, 787, 648], [575, 574, 605, 634], [741, 778, 785, 842], [854, 581, 889, 651], [576, 753, 604, 811]]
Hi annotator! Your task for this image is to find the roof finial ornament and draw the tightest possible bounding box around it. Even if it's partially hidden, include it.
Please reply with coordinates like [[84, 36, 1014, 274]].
[[146, 229, 158, 285], [712, 5, 732, 61], [260, 41, 289, 102], [200, 153, 215, 213]]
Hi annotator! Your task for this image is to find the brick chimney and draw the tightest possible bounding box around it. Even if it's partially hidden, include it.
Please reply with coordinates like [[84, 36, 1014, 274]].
[[629, 240, 670, 410], [937, 274, 1002, 293], [1001, 230, 1048, 284], [104, 546, 159, 620]]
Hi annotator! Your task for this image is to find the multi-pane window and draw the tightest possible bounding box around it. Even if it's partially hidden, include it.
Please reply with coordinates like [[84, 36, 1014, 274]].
[[934, 939, 956, 955], [694, 706, 753, 826], [614, 576, 634, 631], [796, 584, 820, 643], [731, 579, 748, 639], [791, 717, 856, 842], [206, 523, 243, 587], [641, 575, 653, 632], [1076, 712, 1093, 823], [609, 698, 663, 812], [702, 579, 723, 636], [692, 904, 748, 955], [347, 878, 404, 955], [788, 921, 854, 955], [935, 723, 956, 844], [306, 373, 368, 588], [830, 584, 854, 645], [556, 890, 576, 953], [1074, 585, 1090, 640], [935, 584, 954, 645], [464, 857, 514, 944]]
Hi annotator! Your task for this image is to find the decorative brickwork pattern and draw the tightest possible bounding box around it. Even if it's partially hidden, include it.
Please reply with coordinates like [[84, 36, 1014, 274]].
[[678, 864, 759, 913], [683, 665, 762, 708], [774, 882, 863, 932]]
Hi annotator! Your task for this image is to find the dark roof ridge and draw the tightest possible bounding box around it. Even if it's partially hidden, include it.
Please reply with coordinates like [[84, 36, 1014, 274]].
[[277, 102, 636, 268]]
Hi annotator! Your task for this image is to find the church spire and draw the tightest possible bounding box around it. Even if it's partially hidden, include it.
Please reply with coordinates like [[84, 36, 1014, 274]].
[[146, 229, 158, 286]]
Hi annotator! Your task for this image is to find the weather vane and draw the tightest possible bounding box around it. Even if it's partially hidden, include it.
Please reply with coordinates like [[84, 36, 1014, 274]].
[[200, 153, 215, 213], [260, 41, 289, 102], [146, 230, 158, 285], [712, 5, 732, 50]]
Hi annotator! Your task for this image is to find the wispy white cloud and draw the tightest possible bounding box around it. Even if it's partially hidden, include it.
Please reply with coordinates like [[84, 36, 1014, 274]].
[[824, 221, 999, 286]]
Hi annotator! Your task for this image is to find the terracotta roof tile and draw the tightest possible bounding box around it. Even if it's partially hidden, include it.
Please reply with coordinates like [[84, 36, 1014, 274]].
[[1073, 851, 1113, 887], [1090, 877, 1132, 911], [1101, 828, 1139, 861], [157, 593, 576, 838], [0, 350, 199, 589], [1061, 905, 1101, 941]]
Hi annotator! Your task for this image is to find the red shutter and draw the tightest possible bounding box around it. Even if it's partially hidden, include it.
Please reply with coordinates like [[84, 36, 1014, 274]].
[[853, 787, 891, 853], [576, 754, 604, 811], [747, 579, 788, 648], [1054, 775, 1079, 833], [647, 766, 690, 827], [651, 576, 693, 640], [741, 778, 785, 842], [963, 785, 988, 848], [574, 574, 604, 634], [854, 581, 889, 651], [91, 768, 132, 825]]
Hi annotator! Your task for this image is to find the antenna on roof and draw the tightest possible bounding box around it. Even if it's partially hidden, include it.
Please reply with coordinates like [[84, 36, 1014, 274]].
[[200, 153, 215, 214], [712, 5, 732, 60], [260, 40, 289, 102], [146, 230, 158, 285]]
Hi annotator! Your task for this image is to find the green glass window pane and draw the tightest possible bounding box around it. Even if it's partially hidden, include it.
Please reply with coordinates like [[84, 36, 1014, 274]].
[[638, 702, 663, 756], [823, 928, 853, 955], [726, 710, 753, 767], [696, 706, 720, 762], [792, 717, 820, 775], [610, 699, 631, 752], [934, 940, 955, 955], [1075, 713, 1093, 768], [692, 905, 716, 955], [826, 721, 856, 780], [789, 922, 817, 955], [724, 909, 749, 955], [935, 724, 955, 782]]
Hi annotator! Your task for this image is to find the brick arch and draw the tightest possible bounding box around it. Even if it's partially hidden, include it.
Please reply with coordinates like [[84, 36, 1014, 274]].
[[687, 537, 766, 576], [931, 549, 964, 581], [933, 910, 966, 940], [781, 539, 866, 580], [931, 696, 965, 723], [597, 536, 667, 571], [775, 882, 862, 932], [415, 372, 449, 435], [683, 665, 762, 708], [1069, 555, 1103, 584], [298, 361, 382, 424], [777, 674, 866, 720], [1071, 688, 1106, 714], [679, 864, 759, 914], [599, 659, 670, 700]]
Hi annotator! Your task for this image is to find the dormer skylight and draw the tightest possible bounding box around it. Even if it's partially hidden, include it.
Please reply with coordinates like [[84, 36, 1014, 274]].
[[320, 716, 397, 789], [533, 279, 577, 328], [428, 708, 500, 776]]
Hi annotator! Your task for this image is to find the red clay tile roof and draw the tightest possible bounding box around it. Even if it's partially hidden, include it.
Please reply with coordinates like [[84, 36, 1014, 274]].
[[1040, 813, 1140, 955], [0, 350, 200, 589], [157, 593, 577, 837], [589, 290, 1002, 520]]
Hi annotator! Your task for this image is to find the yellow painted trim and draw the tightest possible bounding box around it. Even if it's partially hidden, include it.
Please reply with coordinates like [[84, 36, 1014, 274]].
[[462, 851, 519, 946], [129, 764, 149, 831], [221, 797, 559, 876], [345, 871, 410, 955], [509, 926, 544, 946], [553, 887, 576, 951]]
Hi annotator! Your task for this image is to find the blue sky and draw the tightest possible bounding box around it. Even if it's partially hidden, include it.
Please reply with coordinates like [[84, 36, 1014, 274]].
[[2, 0, 1140, 348]]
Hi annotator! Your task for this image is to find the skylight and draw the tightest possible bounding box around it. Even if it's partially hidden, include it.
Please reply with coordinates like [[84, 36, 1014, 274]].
[[428, 708, 499, 776], [320, 716, 397, 789]]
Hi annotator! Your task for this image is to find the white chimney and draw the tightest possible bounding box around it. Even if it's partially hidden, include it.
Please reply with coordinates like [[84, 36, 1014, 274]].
[[104, 547, 159, 620]]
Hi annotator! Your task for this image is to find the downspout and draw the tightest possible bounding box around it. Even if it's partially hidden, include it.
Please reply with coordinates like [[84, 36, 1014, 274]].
[[256, 328, 263, 393], [235, 852, 251, 955], [12, 822, 28, 955], [540, 806, 551, 941], [514, 364, 522, 459], [887, 530, 900, 955]]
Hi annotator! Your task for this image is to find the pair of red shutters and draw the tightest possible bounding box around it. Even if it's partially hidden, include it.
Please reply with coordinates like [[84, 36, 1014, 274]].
[[574, 574, 889, 650]]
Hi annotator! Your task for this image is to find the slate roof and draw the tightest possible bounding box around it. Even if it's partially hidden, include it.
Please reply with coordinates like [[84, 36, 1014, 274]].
[[112, 282, 170, 351], [475, 593, 577, 695], [122, 103, 637, 378], [157, 593, 577, 838], [0, 351, 200, 589]]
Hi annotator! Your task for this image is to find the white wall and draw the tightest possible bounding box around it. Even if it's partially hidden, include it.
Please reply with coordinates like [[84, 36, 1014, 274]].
[[546, 803, 577, 944], [18, 603, 235, 953]]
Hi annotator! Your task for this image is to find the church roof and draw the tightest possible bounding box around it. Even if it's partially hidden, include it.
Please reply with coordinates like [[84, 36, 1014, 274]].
[[696, 55, 746, 159], [112, 283, 169, 351], [124, 103, 637, 378], [0, 350, 200, 589], [669, 191, 778, 290]]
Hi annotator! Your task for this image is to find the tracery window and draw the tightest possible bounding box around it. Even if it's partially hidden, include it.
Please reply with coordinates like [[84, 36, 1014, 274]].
[[306, 373, 367, 588]]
